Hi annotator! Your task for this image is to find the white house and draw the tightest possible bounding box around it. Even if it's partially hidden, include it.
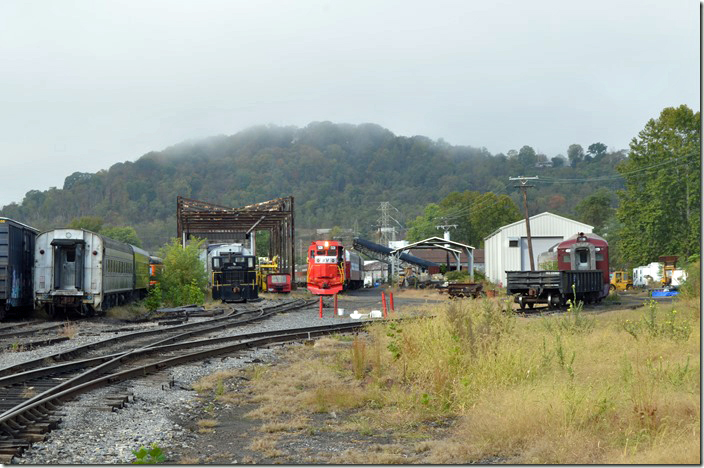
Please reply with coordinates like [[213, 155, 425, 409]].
[[484, 212, 593, 286]]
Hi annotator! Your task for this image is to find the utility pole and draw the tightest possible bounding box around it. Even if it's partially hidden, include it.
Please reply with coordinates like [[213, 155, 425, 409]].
[[509, 176, 538, 271], [435, 221, 457, 242]]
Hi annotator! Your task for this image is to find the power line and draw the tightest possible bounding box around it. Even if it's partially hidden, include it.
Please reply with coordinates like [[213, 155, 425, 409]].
[[535, 155, 694, 184]]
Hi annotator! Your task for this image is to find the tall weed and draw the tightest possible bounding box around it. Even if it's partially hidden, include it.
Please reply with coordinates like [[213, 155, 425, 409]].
[[620, 300, 692, 342]]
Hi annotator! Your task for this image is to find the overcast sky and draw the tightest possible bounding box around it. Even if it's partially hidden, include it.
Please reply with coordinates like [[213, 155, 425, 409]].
[[0, 0, 699, 207]]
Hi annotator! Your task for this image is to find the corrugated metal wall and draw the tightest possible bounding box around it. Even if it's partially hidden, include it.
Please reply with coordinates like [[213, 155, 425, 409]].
[[484, 212, 593, 285]]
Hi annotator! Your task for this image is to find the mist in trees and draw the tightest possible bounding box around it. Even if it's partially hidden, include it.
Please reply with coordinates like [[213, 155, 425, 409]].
[[0, 121, 633, 256]]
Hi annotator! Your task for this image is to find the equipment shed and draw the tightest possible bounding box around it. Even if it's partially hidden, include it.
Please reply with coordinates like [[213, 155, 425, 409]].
[[484, 212, 593, 286]]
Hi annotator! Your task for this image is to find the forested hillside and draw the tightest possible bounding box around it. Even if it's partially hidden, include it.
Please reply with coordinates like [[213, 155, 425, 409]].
[[1, 122, 627, 252]]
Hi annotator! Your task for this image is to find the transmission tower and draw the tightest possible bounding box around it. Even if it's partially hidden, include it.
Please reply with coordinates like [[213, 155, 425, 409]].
[[377, 202, 402, 246]]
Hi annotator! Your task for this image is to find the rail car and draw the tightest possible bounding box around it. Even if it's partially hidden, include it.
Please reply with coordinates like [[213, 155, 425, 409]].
[[34, 229, 151, 317], [266, 273, 292, 293], [506, 232, 609, 309], [306, 240, 363, 295], [210, 243, 258, 302], [148, 256, 163, 287], [0, 217, 38, 318]]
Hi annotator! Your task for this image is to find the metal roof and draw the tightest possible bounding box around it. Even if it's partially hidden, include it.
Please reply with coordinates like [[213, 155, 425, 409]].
[[390, 236, 474, 254], [353, 237, 438, 268], [483, 212, 593, 240], [0, 217, 39, 233]]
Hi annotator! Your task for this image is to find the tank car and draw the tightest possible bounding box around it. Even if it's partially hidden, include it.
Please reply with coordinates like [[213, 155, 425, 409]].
[[210, 243, 258, 302], [34, 229, 150, 316], [0, 217, 38, 318], [506, 232, 609, 309]]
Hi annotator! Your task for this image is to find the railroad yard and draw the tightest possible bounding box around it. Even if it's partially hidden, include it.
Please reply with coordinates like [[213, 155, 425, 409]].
[[0, 286, 694, 464]]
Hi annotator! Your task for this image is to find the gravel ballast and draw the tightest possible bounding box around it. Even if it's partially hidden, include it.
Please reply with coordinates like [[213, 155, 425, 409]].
[[10, 305, 363, 464]]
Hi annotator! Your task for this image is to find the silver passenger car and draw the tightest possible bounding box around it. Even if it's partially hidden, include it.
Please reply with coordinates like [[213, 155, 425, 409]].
[[34, 229, 145, 316]]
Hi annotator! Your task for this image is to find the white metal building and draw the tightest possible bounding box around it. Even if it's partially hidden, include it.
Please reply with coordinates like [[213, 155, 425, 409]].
[[484, 212, 593, 286]]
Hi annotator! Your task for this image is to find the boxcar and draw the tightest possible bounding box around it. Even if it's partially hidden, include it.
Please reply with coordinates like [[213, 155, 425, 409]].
[[0, 217, 38, 318]]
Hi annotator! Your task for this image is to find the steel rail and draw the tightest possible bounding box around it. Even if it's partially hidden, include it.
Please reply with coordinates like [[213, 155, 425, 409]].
[[0, 323, 68, 341], [0, 299, 312, 378], [0, 319, 373, 461], [0, 299, 318, 417]]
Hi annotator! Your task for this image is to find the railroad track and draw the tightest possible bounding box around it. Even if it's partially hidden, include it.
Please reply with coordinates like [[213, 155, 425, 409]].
[[0, 308, 371, 462], [0, 299, 315, 378], [0, 323, 59, 341]]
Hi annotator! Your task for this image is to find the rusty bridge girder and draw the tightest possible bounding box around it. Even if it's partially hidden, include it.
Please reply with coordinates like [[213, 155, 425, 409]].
[[176, 196, 295, 284]]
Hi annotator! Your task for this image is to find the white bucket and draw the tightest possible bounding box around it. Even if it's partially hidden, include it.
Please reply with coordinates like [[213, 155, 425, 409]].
[[370, 310, 382, 318], [337, 308, 344, 316]]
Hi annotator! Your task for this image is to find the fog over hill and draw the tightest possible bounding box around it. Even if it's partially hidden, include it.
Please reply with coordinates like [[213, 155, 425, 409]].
[[0, 122, 626, 252]]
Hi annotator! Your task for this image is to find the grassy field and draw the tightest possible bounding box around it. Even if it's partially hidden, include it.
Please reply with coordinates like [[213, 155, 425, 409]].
[[195, 293, 700, 464]]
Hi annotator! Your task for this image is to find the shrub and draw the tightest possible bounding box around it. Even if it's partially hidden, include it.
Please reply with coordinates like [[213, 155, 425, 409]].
[[446, 270, 470, 282], [132, 443, 166, 464], [152, 238, 208, 308], [679, 259, 700, 299]]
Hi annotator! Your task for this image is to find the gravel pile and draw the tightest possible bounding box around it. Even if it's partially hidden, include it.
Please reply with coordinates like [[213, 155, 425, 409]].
[[11, 305, 361, 464]]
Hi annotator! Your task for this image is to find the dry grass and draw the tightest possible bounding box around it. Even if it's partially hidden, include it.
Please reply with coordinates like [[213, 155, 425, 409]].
[[60, 321, 78, 339], [191, 294, 699, 464], [247, 435, 285, 458], [328, 444, 417, 464], [20, 386, 36, 398], [273, 297, 699, 463], [106, 303, 147, 320], [259, 416, 309, 433], [175, 456, 200, 464], [192, 369, 240, 394], [196, 419, 218, 433]]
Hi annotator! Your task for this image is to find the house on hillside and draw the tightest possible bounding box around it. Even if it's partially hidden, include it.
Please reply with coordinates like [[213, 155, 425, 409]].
[[484, 212, 593, 286]]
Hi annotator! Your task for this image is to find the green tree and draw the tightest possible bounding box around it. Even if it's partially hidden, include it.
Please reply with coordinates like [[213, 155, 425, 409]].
[[408, 192, 522, 247], [587, 142, 608, 160], [68, 216, 104, 232], [551, 156, 565, 167], [407, 204, 443, 242], [616, 105, 700, 265], [255, 230, 270, 258], [575, 188, 614, 234], [517, 145, 537, 169], [466, 192, 522, 246], [101, 226, 143, 247], [155, 238, 208, 307], [567, 144, 584, 167]]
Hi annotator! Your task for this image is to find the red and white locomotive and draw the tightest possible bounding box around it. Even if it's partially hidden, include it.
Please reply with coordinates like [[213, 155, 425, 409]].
[[306, 240, 363, 295]]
